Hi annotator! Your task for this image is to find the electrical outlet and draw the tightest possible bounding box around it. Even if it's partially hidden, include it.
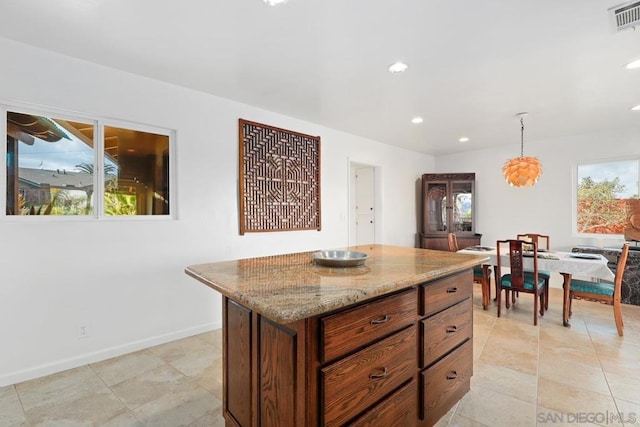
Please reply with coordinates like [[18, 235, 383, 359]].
[[78, 325, 89, 339]]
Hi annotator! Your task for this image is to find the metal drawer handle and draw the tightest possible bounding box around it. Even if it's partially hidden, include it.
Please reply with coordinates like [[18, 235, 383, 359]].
[[370, 314, 390, 325], [446, 371, 458, 380], [369, 367, 388, 380], [446, 287, 459, 294], [446, 326, 458, 333]]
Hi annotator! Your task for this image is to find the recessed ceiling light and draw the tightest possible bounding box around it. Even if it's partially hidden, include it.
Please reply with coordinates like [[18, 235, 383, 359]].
[[263, 0, 287, 5], [631, 105, 640, 111], [388, 62, 408, 73], [458, 137, 470, 143], [626, 59, 640, 70], [411, 117, 423, 124]]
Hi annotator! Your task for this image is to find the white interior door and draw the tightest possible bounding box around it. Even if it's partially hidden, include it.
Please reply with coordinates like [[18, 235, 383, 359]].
[[355, 166, 375, 245]]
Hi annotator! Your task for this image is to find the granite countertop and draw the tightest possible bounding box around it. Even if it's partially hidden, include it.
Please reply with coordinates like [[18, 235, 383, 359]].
[[185, 244, 488, 324]]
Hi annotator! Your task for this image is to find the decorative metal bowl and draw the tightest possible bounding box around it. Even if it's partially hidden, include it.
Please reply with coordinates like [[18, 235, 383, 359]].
[[311, 250, 369, 267]]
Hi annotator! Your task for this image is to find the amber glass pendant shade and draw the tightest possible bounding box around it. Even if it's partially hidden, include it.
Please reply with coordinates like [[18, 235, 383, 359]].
[[503, 113, 542, 187], [502, 156, 543, 187]]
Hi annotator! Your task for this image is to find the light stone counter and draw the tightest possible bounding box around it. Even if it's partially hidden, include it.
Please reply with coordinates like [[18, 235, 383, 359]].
[[185, 244, 487, 324]]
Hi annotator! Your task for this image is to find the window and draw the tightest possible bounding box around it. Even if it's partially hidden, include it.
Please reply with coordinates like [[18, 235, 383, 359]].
[[4, 107, 173, 217], [576, 159, 639, 235]]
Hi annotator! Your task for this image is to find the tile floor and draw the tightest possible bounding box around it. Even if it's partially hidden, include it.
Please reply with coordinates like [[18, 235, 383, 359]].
[[2, 286, 640, 426]]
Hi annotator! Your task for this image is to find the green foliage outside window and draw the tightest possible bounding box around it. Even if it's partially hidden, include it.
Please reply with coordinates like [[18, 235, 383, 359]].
[[577, 176, 636, 234]]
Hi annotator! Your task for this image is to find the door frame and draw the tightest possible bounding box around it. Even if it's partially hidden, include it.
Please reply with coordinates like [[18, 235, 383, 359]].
[[348, 159, 383, 246]]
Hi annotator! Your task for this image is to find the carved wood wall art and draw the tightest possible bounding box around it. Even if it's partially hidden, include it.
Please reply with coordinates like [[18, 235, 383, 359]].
[[239, 119, 321, 234]]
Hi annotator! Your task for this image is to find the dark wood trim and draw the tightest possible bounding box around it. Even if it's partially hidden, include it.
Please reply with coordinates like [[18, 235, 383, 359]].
[[238, 118, 321, 235]]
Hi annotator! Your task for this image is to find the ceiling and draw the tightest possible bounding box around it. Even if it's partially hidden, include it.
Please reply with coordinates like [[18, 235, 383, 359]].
[[0, 0, 638, 156]]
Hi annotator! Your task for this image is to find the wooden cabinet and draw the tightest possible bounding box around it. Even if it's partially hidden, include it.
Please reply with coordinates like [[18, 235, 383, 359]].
[[321, 325, 416, 426], [419, 173, 481, 251], [419, 270, 473, 426], [320, 289, 416, 363], [421, 340, 473, 426], [222, 272, 472, 427]]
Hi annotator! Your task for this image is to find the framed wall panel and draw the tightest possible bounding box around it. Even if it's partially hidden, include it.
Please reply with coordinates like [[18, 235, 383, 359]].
[[239, 119, 321, 234]]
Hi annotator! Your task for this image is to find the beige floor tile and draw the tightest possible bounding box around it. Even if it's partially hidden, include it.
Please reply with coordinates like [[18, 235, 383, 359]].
[[195, 356, 223, 399], [456, 385, 537, 427], [539, 325, 594, 349], [0, 385, 25, 426], [24, 391, 132, 426], [471, 361, 538, 404], [478, 334, 538, 376], [149, 336, 212, 364], [604, 372, 640, 405], [599, 352, 640, 381], [491, 313, 541, 339], [110, 363, 192, 410], [188, 403, 225, 427], [537, 377, 622, 426], [15, 366, 109, 412], [447, 414, 490, 426], [132, 382, 220, 426], [167, 345, 221, 380], [612, 399, 640, 426], [91, 349, 166, 387], [433, 402, 458, 427], [473, 310, 497, 328], [101, 411, 145, 427], [538, 360, 611, 395], [538, 344, 601, 369], [196, 329, 222, 349], [592, 337, 640, 359]]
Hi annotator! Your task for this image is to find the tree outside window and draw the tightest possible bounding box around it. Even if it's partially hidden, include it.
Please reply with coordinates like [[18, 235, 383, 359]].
[[577, 160, 639, 235]]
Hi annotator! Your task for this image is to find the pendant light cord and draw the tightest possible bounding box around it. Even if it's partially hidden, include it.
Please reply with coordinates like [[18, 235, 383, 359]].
[[520, 117, 525, 158]]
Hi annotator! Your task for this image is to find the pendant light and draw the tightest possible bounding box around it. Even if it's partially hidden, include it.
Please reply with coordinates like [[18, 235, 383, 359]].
[[502, 112, 542, 187]]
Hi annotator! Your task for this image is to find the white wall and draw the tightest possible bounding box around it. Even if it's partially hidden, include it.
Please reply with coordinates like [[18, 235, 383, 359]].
[[435, 128, 640, 286], [0, 37, 435, 386]]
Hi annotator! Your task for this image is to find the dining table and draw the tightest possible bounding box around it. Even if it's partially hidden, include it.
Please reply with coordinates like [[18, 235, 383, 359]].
[[458, 246, 615, 327]]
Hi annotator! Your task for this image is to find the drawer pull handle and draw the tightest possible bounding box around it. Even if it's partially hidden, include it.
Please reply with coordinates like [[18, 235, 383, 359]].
[[446, 287, 459, 294], [369, 367, 388, 380], [446, 326, 458, 333], [370, 314, 390, 325], [446, 371, 458, 380]]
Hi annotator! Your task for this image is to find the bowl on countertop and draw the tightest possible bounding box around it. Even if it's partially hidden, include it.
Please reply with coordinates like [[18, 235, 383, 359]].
[[311, 250, 369, 267]]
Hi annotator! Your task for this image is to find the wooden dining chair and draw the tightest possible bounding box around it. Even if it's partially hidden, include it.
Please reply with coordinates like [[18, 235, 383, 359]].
[[568, 243, 630, 336], [496, 239, 546, 325], [517, 233, 551, 310], [447, 233, 491, 299]]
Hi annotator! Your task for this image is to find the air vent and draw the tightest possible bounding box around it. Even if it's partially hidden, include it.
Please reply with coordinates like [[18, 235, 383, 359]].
[[609, 1, 640, 31]]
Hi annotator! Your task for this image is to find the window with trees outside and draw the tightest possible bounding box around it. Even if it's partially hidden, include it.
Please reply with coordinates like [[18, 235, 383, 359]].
[[576, 160, 639, 235], [4, 107, 173, 217]]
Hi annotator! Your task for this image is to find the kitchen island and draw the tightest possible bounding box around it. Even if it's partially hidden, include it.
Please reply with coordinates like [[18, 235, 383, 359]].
[[185, 244, 487, 427]]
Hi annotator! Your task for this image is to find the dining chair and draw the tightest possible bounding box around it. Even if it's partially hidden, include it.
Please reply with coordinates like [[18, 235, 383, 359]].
[[568, 243, 630, 336], [517, 233, 551, 310], [447, 233, 491, 299], [496, 239, 546, 325]]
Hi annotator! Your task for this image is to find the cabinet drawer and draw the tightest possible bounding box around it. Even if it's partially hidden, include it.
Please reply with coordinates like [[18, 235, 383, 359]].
[[321, 288, 416, 362], [421, 339, 472, 426], [349, 378, 416, 427], [421, 271, 472, 317], [322, 326, 416, 427], [421, 298, 472, 368]]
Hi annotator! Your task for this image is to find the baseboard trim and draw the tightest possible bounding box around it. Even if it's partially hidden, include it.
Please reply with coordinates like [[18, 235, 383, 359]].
[[0, 322, 221, 387]]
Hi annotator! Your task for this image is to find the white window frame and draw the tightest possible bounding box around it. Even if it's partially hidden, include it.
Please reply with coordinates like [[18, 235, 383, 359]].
[[1, 102, 176, 220]]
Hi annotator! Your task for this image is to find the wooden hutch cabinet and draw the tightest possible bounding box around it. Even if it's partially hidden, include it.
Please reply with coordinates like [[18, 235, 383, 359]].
[[419, 173, 481, 251]]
